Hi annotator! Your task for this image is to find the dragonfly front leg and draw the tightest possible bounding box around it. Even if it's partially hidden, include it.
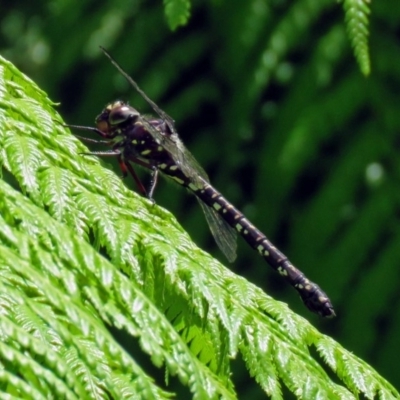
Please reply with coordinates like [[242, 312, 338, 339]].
[[72, 134, 110, 145], [64, 123, 117, 139]]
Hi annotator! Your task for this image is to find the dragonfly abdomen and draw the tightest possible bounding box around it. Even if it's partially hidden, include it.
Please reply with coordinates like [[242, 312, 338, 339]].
[[125, 143, 335, 317], [188, 181, 335, 317]]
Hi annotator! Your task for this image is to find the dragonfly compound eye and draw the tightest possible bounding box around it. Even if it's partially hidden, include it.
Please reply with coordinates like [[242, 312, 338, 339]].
[[109, 105, 139, 126]]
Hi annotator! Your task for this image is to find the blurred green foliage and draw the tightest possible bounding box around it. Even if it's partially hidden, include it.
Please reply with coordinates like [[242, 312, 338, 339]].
[[1, 0, 400, 397]]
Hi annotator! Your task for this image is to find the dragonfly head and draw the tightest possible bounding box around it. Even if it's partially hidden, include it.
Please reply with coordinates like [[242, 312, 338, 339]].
[[95, 101, 140, 135]]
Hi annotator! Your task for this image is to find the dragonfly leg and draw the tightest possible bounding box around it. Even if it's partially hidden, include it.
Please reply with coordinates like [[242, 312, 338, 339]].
[[122, 159, 148, 196], [147, 167, 159, 204], [64, 123, 112, 139], [80, 149, 121, 157], [117, 154, 129, 180], [72, 134, 110, 145]]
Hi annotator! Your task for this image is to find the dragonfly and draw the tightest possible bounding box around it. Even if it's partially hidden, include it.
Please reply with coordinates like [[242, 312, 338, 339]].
[[68, 47, 335, 317]]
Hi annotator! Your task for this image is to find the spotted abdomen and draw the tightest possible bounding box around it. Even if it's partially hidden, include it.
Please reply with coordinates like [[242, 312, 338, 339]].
[[189, 181, 335, 318]]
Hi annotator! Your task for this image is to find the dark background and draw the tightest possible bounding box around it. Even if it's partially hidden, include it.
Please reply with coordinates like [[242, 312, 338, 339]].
[[2, 0, 400, 396]]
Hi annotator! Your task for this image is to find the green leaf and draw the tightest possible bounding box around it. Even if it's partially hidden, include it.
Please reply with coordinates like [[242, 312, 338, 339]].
[[0, 52, 398, 399], [341, 0, 371, 75], [163, 0, 191, 30]]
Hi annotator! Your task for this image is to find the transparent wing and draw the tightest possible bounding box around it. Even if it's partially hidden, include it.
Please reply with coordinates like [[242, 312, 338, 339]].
[[101, 47, 208, 187], [101, 48, 237, 260], [138, 115, 208, 187], [197, 199, 237, 263]]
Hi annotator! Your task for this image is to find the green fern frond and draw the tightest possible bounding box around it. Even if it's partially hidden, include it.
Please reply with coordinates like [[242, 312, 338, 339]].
[[252, 0, 333, 96], [163, 0, 191, 30], [317, 336, 399, 399], [341, 0, 371, 75], [0, 55, 398, 399]]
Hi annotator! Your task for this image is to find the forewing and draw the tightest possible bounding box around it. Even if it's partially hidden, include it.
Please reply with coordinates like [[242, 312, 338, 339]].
[[101, 47, 237, 260], [140, 115, 208, 187], [100, 48, 210, 187], [197, 199, 237, 263]]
